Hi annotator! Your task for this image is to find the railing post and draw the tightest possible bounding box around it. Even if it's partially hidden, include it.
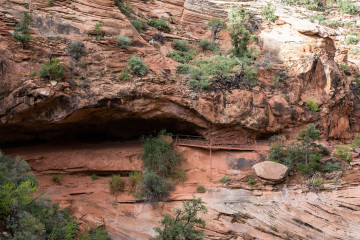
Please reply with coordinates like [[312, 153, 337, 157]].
[[210, 138, 213, 181]]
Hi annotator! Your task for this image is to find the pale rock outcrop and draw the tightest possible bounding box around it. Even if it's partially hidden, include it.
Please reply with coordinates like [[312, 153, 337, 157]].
[[253, 161, 289, 182]]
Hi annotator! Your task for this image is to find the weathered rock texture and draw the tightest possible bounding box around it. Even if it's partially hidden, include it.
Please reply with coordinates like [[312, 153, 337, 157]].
[[1, 0, 360, 145], [253, 160, 289, 182]]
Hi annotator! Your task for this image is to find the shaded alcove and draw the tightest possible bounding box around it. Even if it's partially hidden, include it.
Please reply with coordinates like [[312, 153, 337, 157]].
[[0, 115, 205, 147]]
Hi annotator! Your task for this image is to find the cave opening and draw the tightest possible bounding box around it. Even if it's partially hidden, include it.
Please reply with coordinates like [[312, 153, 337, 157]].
[[0, 117, 205, 147]]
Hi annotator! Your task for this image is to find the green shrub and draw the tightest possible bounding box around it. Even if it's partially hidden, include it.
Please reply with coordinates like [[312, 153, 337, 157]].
[[337, 0, 357, 14], [351, 134, 360, 148], [248, 177, 255, 185], [199, 39, 218, 52], [346, 35, 359, 44], [13, 12, 32, 49], [325, 20, 342, 28], [152, 197, 207, 240], [172, 40, 189, 52], [118, 68, 131, 81], [220, 175, 231, 184], [80, 226, 112, 240], [173, 169, 187, 183], [116, 35, 132, 48], [176, 64, 193, 74], [67, 41, 85, 60], [167, 50, 196, 63], [131, 20, 146, 33], [282, 0, 324, 11], [109, 175, 125, 196], [196, 185, 206, 193], [262, 1, 277, 23], [91, 174, 99, 181], [95, 21, 102, 39], [306, 99, 319, 112], [51, 174, 63, 184], [324, 162, 343, 172], [0, 152, 111, 239], [147, 18, 170, 31], [311, 176, 323, 189], [333, 144, 352, 162], [141, 171, 172, 202], [40, 58, 65, 81], [141, 130, 183, 178], [128, 171, 143, 192], [128, 55, 148, 76]]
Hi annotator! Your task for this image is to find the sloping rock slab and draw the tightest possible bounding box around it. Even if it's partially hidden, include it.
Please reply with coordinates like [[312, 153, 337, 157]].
[[253, 161, 289, 182]]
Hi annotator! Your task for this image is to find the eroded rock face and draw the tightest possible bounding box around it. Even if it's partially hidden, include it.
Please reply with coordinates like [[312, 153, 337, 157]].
[[253, 161, 289, 182], [1, 0, 360, 144]]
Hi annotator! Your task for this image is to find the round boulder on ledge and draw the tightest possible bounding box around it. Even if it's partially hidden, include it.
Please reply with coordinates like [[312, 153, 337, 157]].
[[253, 161, 289, 182]]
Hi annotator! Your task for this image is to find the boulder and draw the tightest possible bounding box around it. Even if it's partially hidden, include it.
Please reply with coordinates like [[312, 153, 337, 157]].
[[252, 161, 289, 182], [354, 148, 360, 154]]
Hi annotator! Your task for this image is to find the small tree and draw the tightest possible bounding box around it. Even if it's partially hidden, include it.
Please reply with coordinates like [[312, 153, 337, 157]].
[[109, 175, 125, 201], [152, 197, 207, 240], [227, 7, 255, 57], [141, 130, 183, 178], [40, 58, 65, 81], [13, 12, 32, 49], [141, 171, 172, 202], [296, 124, 322, 165], [207, 18, 226, 43]]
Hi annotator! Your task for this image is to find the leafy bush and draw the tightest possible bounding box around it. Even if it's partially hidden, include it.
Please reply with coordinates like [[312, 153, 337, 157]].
[[346, 34, 359, 44], [199, 39, 218, 52], [91, 174, 99, 181], [80, 226, 112, 240], [0, 152, 110, 239], [141, 130, 183, 178], [173, 169, 186, 183], [152, 197, 207, 240], [95, 21, 102, 39], [306, 98, 319, 112], [248, 177, 255, 185], [40, 58, 65, 81], [147, 18, 170, 31], [196, 185, 206, 193], [118, 68, 131, 81], [339, 64, 351, 75], [351, 134, 360, 148], [269, 124, 324, 175], [172, 40, 189, 52], [128, 171, 143, 192], [67, 41, 85, 60], [337, 0, 357, 14], [311, 176, 323, 189], [13, 12, 32, 49], [282, 0, 324, 11], [51, 174, 63, 184], [220, 175, 231, 184], [116, 35, 132, 48], [167, 50, 196, 63], [131, 20, 146, 33], [141, 171, 172, 202], [128, 55, 148, 76], [109, 175, 125, 196], [333, 144, 352, 162], [262, 1, 277, 23], [324, 162, 343, 173], [176, 64, 193, 74]]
